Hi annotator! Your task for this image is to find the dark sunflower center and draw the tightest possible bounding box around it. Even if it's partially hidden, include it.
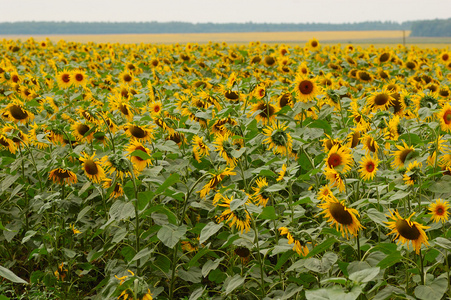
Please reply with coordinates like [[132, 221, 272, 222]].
[[439, 89, 449, 97], [168, 133, 181, 144], [359, 71, 371, 81], [84, 160, 99, 175], [62, 74, 70, 83], [443, 110, 451, 124], [329, 202, 353, 225], [279, 93, 291, 107], [328, 153, 342, 168], [235, 247, 250, 258], [395, 219, 420, 240], [351, 131, 360, 148], [0, 136, 10, 146], [264, 56, 276, 66], [9, 105, 28, 120], [123, 74, 132, 82], [436, 207, 445, 215], [399, 149, 414, 164], [379, 53, 390, 63], [55, 169, 71, 178], [154, 105, 161, 113], [366, 162, 375, 172], [257, 103, 275, 119], [366, 139, 376, 152], [76, 124, 90, 136], [374, 94, 389, 106], [299, 80, 314, 95], [259, 89, 265, 97], [119, 104, 129, 115], [75, 74, 84, 81], [129, 125, 146, 138], [225, 91, 239, 101], [311, 41, 318, 48], [443, 54, 449, 61]]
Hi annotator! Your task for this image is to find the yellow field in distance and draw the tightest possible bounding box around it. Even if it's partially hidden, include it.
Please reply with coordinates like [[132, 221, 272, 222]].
[[1, 30, 450, 48]]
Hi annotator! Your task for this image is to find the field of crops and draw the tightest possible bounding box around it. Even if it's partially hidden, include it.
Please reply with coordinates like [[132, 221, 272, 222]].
[[1, 37, 451, 300]]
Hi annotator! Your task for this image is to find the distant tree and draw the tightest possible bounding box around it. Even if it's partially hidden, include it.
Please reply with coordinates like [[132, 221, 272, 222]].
[[410, 18, 451, 37]]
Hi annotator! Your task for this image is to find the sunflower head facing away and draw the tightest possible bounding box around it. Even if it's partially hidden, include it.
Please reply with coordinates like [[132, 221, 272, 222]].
[[49, 168, 78, 185], [385, 210, 429, 254]]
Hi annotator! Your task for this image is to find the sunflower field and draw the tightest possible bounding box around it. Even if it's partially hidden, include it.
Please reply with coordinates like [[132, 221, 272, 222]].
[[1, 37, 451, 300]]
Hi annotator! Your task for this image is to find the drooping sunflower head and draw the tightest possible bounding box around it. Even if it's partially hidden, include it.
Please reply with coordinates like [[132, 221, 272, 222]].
[[429, 199, 450, 223], [391, 141, 415, 169], [49, 168, 78, 185], [262, 123, 293, 156], [403, 160, 423, 186], [357, 70, 373, 83], [126, 140, 152, 172], [101, 154, 131, 180], [318, 197, 364, 239], [3, 100, 35, 124], [217, 195, 251, 234], [214, 133, 238, 167], [385, 210, 429, 254], [252, 177, 270, 207], [124, 123, 154, 142]]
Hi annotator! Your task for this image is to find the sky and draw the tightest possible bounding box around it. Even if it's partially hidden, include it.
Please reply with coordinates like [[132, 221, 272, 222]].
[[1, 0, 450, 24]]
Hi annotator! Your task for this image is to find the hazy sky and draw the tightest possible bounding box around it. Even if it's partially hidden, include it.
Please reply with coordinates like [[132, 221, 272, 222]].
[[1, 0, 450, 24]]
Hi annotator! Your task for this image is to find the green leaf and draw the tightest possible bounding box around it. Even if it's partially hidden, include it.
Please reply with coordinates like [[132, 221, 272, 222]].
[[265, 183, 286, 192], [434, 237, 451, 250], [309, 119, 332, 136], [199, 222, 223, 244], [155, 173, 180, 194], [304, 252, 338, 274], [187, 248, 210, 268], [178, 267, 202, 283], [189, 286, 206, 300], [349, 267, 380, 283], [224, 274, 246, 295], [377, 253, 402, 269], [21, 230, 37, 243], [76, 205, 91, 222], [306, 237, 336, 258], [259, 206, 277, 220], [157, 224, 187, 249], [414, 277, 448, 300], [129, 149, 152, 161], [366, 208, 387, 225], [0, 266, 28, 284], [229, 197, 248, 211], [321, 277, 348, 285], [131, 247, 152, 263], [202, 257, 224, 277]]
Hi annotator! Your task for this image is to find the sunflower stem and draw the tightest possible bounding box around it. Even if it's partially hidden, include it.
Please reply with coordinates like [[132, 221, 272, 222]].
[[128, 162, 141, 276], [238, 158, 249, 192], [356, 233, 361, 261], [249, 213, 266, 299], [418, 250, 425, 286]]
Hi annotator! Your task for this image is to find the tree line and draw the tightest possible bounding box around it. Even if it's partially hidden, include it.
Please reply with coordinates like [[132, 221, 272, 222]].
[[0, 21, 412, 35], [409, 18, 451, 37], [0, 19, 449, 36]]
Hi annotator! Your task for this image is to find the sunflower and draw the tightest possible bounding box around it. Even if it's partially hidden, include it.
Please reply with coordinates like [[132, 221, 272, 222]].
[[119, 70, 134, 85], [250, 100, 279, 124], [252, 84, 266, 100], [79, 152, 106, 183], [252, 177, 270, 207], [278, 227, 309, 256], [357, 70, 373, 83], [149, 101, 162, 116], [102, 178, 124, 198], [317, 185, 333, 202], [385, 210, 429, 254], [214, 133, 238, 167], [217, 195, 251, 234], [211, 117, 237, 136], [324, 167, 345, 192], [276, 164, 287, 182], [325, 144, 352, 173], [262, 123, 292, 156], [438, 103, 451, 132], [0, 134, 17, 154], [429, 199, 450, 223], [403, 161, 422, 186], [318, 196, 364, 238], [109, 94, 134, 122], [359, 155, 379, 181], [391, 141, 415, 169], [278, 92, 293, 109], [199, 167, 236, 199], [3, 101, 35, 124], [263, 55, 277, 67], [361, 134, 379, 155], [126, 140, 152, 172], [49, 168, 77, 185], [367, 87, 394, 112], [71, 122, 94, 142], [101, 154, 131, 180], [72, 69, 88, 87], [56, 69, 73, 89], [124, 123, 154, 142], [307, 38, 320, 51], [192, 135, 210, 162], [293, 75, 320, 103]]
